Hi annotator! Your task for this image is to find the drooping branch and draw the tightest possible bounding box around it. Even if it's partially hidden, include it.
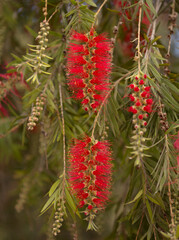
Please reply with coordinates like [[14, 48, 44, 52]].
[[91, 0, 108, 29]]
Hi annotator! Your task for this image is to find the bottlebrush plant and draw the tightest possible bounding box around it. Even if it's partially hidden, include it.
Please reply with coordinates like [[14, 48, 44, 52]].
[[67, 28, 112, 112], [0, 0, 179, 240], [68, 135, 112, 230], [0, 64, 24, 116]]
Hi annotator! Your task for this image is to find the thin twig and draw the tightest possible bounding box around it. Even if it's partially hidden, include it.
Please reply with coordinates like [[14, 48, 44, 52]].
[[135, 212, 144, 240], [0, 118, 27, 139], [47, 7, 58, 22], [165, 135, 175, 237], [167, 0, 176, 56], [137, 2, 142, 74], [59, 84, 66, 178], [44, 0, 48, 21], [91, 0, 108, 29], [111, 18, 122, 56], [144, 0, 161, 72], [91, 71, 133, 139]]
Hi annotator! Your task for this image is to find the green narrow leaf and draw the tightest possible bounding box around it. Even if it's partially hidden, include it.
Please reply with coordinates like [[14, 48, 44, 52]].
[[146, 199, 154, 223], [41, 194, 56, 213], [84, 0, 97, 7], [123, 2, 138, 9], [126, 190, 143, 205], [159, 231, 171, 238], [143, 5, 152, 23], [65, 9, 77, 17], [70, 0, 77, 4], [49, 179, 60, 197], [176, 224, 179, 238], [151, 36, 161, 45], [143, 33, 150, 43], [65, 182, 81, 218], [145, 0, 156, 16], [11, 53, 22, 62], [25, 25, 38, 38], [147, 194, 160, 206]]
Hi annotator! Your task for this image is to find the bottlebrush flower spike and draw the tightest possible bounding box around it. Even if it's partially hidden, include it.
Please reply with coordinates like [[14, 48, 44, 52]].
[[127, 74, 153, 166], [0, 64, 24, 117], [68, 135, 112, 230], [128, 74, 153, 124], [66, 28, 112, 112]]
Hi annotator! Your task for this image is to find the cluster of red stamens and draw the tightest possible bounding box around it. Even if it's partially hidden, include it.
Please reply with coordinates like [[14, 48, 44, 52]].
[[0, 65, 24, 116], [128, 74, 153, 127], [68, 136, 112, 217], [66, 28, 112, 112]]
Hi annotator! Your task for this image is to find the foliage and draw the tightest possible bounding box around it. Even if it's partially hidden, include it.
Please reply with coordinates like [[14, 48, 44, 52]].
[[0, 0, 179, 239]]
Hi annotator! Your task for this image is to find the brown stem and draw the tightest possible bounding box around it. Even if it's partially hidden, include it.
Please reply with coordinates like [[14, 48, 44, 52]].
[[165, 135, 175, 237], [135, 212, 144, 240], [59, 83, 66, 178], [91, 71, 133, 139], [167, 0, 176, 56], [137, 2, 142, 74], [91, 0, 108, 29]]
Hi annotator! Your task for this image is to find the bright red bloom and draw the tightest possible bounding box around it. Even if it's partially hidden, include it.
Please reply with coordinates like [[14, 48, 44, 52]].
[[144, 121, 147, 126], [139, 80, 144, 85], [174, 132, 179, 150], [144, 86, 151, 92], [134, 86, 139, 92], [138, 114, 143, 120], [146, 99, 153, 105], [129, 84, 134, 89], [67, 29, 112, 112], [135, 101, 141, 107], [129, 94, 135, 102], [0, 64, 24, 117], [127, 74, 153, 129], [68, 136, 112, 215]]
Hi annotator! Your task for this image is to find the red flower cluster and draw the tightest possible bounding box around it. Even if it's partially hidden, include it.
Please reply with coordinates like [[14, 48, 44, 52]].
[[0, 64, 24, 116], [128, 74, 153, 127], [113, 0, 151, 57], [68, 136, 112, 215], [174, 131, 179, 166], [66, 28, 112, 111]]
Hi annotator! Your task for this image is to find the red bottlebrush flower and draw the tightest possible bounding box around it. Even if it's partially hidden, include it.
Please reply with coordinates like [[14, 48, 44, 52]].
[[82, 98, 89, 105], [129, 84, 134, 89], [141, 91, 147, 98], [144, 86, 151, 92], [67, 29, 112, 112], [128, 106, 134, 113], [174, 132, 179, 150], [144, 121, 147, 126], [144, 74, 147, 79], [126, 75, 153, 131], [139, 80, 144, 85], [143, 105, 152, 113], [88, 205, 93, 210], [135, 101, 141, 107], [133, 108, 138, 114], [0, 64, 25, 117], [146, 99, 153, 105], [138, 114, 143, 120], [129, 94, 135, 102], [134, 86, 139, 92], [68, 136, 112, 216], [71, 31, 88, 42]]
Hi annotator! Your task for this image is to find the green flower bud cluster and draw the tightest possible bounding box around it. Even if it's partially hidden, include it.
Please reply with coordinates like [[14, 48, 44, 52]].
[[27, 93, 46, 130], [52, 202, 65, 236], [157, 104, 169, 132], [25, 20, 51, 84], [35, 20, 50, 73], [15, 177, 30, 213]]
